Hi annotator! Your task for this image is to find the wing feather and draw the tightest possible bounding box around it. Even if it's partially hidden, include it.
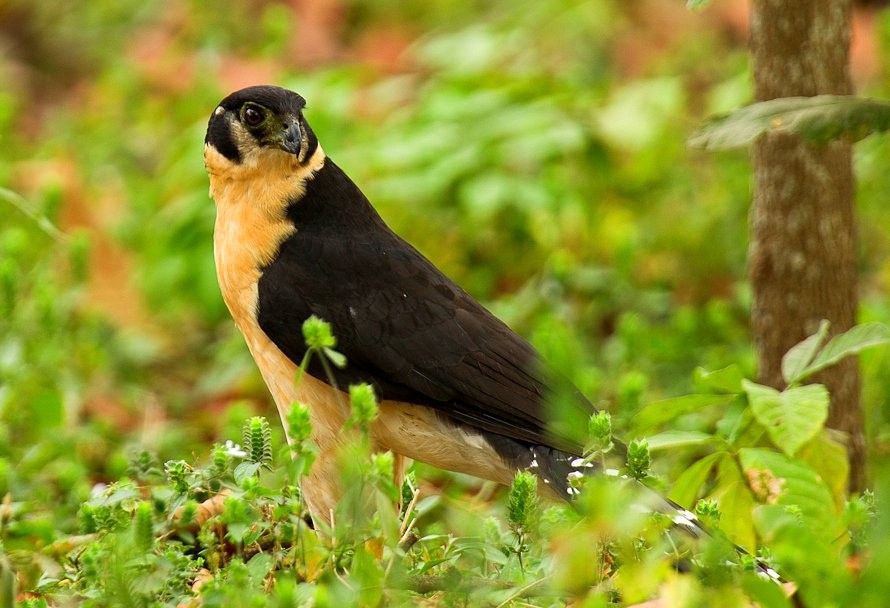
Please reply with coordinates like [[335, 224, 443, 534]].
[[256, 160, 595, 455]]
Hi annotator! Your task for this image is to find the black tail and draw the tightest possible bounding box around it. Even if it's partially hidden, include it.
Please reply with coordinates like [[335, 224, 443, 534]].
[[531, 444, 783, 584]]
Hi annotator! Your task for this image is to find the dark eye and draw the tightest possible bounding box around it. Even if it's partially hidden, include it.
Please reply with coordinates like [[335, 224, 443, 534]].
[[243, 106, 264, 127]]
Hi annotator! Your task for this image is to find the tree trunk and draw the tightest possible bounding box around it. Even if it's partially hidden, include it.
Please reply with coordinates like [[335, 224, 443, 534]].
[[749, 0, 864, 490]]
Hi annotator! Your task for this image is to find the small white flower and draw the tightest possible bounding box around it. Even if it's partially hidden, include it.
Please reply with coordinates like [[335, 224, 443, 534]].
[[224, 440, 248, 458]]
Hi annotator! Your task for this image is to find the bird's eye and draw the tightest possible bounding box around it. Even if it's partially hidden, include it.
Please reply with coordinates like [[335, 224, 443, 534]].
[[243, 106, 265, 127]]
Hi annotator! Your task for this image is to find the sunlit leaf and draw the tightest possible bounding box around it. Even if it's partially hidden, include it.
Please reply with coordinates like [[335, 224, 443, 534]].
[[693, 364, 745, 394], [742, 574, 794, 608], [631, 394, 735, 434], [798, 431, 849, 511], [690, 95, 890, 149], [710, 456, 756, 551], [669, 451, 728, 508], [781, 320, 830, 385], [799, 322, 890, 382], [744, 381, 828, 457], [739, 448, 840, 542], [646, 430, 716, 451]]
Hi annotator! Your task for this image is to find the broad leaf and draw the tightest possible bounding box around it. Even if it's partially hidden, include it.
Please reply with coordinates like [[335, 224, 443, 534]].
[[743, 381, 828, 457], [630, 394, 735, 434], [799, 430, 849, 511], [234, 461, 263, 484], [710, 456, 756, 551], [689, 95, 890, 149], [669, 451, 727, 508], [738, 448, 840, 542], [742, 574, 794, 608], [646, 430, 715, 451], [693, 364, 744, 394], [798, 322, 890, 382], [781, 320, 829, 385]]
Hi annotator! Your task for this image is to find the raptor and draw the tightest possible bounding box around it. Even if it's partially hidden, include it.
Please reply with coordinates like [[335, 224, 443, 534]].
[[203, 86, 730, 553], [203, 85, 786, 587], [204, 84, 610, 518]]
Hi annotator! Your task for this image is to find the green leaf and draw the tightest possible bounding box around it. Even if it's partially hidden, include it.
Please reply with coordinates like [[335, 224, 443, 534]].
[[0, 558, 16, 608], [781, 320, 830, 385], [669, 451, 728, 508], [798, 431, 849, 511], [798, 322, 890, 382], [645, 430, 716, 451], [744, 380, 829, 457], [322, 346, 347, 368], [32, 388, 64, 428], [710, 456, 756, 551], [689, 95, 890, 149], [693, 364, 744, 394], [742, 574, 794, 608], [234, 461, 263, 484], [246, 552, 274, 581], [630, 394, 735, 434], [686, 0, 712, 9], [738, 448, 840, 542]]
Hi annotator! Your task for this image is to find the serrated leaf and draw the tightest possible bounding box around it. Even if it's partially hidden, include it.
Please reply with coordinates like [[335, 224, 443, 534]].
[[781, 320, 830, 385], [693, 364, 745, 394], [630, 394, 735, 434], [646, 430, 716, 451], [738, 448, 840, 542], [744, 381, 828, 457], [798, 322, 890, 382], [689, 95, 890, 149], [669, 451, 727, 508]]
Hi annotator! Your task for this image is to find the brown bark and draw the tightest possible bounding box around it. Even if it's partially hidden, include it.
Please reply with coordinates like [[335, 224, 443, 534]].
[[750, 0, 864, 490]]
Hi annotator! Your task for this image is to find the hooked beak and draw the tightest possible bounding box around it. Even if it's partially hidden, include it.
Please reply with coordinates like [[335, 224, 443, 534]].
[[279, 120, 303, 155]]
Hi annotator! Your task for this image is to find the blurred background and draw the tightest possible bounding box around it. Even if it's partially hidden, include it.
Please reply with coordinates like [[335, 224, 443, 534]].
[[2, 0, 890, 530]]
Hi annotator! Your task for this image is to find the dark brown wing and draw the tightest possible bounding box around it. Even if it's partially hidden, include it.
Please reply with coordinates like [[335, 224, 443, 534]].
[[256, 159, 594, 454]]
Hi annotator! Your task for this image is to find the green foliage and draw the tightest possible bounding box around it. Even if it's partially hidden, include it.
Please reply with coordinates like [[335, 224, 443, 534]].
[[744, 381, 829, 457], [690, 95, 890, 149], [243, 416, 274, 471], [586, 411, 614, 454], [284, 402, 317, 478], [506, 472, 538, 575], [784, 322, 890, 385], [633, 323, 890, 600], [507, 471, 539, 534], [624, 439, 653, 482], [844, 490, 876, 551], [4, 0, 890, 605], [298, 316, 347, 394], [301, 315, 338, 353], [346, 383, 380, 431], [694, 498, 721, 528]]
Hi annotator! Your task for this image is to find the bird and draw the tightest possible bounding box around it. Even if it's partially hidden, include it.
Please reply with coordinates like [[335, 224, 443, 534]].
[[202, 85, 780, 583], [204, 83, 600, 514]]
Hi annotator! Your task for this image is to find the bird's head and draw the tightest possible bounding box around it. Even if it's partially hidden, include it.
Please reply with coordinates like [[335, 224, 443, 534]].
[[204, 85, 320, 175]]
